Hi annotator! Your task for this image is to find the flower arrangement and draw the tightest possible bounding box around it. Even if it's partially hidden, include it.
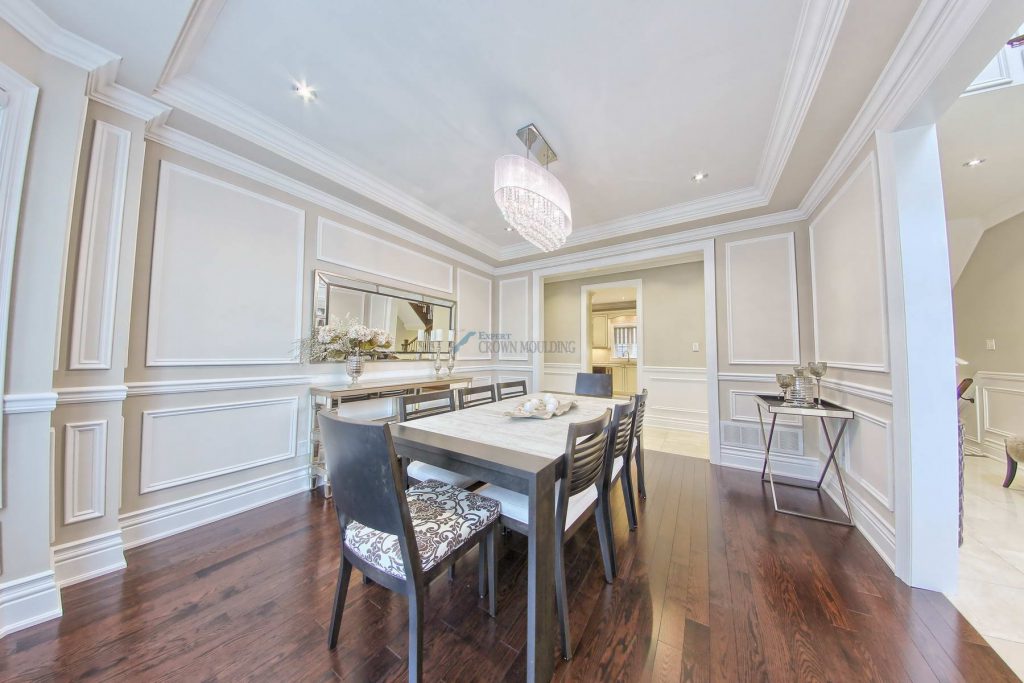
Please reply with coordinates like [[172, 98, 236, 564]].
[[299, 315, 393, 362]]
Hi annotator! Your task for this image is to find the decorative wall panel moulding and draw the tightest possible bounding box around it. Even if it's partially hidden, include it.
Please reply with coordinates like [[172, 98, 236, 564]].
[[145, 124, 495, 274], [63, 420, 109, 525], [497, 277, 529, 361], [819, 378, 893, 405], [69, 121, 131, 369], [0, 570, 62, 639], [52, 530, 126, 588], [455, 269, 492, 361], [717, 372, 777, 383], [126, 375, 311, 397]]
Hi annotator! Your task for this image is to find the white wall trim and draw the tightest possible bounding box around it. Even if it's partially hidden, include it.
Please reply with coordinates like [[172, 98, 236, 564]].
[[809, 153, 890, 373], [139, 396, 299, 493], [728, 389, 801, 425], [719, 444, 819, 480], [52, 530, 126, 587], [69, 121, 131, 369], [120, 465, 310, 549], [823, 475, 896, 570], [717, 372, 776, 383], [63, 420, 108, 524], [498, 277, 529, 361], [316, 216, 454, 294], [820, 378, 894, 405], [146, 162, 305, 366], [0, 570, 62, 639], [3, 392, 58, 414], [0, 0, 117, 72], [55, 385, 129, 404], [724, 232, 800, 365], [126, 375, 312, 397], [982, 386, 1024, 439]]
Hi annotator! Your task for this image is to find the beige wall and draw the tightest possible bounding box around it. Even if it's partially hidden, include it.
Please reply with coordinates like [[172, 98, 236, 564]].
[[542, 261, 706, 368], [953, 211, 1024, 458]]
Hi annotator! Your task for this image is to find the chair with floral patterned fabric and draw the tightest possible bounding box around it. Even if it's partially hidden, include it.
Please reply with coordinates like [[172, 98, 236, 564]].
[[319, 413, 500, 682]]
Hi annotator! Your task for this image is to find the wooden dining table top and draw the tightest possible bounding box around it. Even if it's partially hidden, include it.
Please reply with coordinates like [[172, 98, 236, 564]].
[[392, 393, 629, 460]]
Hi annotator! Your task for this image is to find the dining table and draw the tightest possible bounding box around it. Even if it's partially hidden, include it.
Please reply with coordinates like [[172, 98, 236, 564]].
[[389, 392, 628, 682]]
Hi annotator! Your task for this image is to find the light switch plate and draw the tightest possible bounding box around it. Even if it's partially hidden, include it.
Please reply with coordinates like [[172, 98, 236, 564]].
[[986, 338, 997, 351], [692, 342, 700, 352]]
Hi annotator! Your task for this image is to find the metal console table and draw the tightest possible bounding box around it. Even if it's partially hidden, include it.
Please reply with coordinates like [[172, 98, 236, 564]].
[[754, 394, 855, 526]]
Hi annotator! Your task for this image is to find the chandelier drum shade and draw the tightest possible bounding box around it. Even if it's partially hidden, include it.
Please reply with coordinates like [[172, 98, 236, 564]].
[[493, 124, 572, 252]]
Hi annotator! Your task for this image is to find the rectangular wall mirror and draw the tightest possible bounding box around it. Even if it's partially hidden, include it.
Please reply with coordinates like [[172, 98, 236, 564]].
[[313, 270, 456, 361]]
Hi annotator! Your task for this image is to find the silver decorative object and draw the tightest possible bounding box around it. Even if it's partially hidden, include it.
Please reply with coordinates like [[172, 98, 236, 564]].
[[446, 349, 456, 377], [788, 366, 814, 406], [808, 361, 828, 404], [433, 350, 443, 378], [776, 373, 795, 401], [346, 352, 364, 385]]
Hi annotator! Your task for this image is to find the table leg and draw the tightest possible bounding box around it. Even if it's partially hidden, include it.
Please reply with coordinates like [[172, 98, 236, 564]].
[[527, 468, 556, 682]]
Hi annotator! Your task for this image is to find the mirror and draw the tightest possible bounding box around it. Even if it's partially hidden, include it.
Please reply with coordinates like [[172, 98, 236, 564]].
[[314, 270, 456, 361]]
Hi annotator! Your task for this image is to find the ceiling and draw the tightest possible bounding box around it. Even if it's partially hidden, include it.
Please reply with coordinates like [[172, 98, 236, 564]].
[[28, 0, 929, 261]]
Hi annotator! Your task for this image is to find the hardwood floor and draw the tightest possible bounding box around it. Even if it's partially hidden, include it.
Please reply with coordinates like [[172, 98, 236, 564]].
[[1, 452, 1015, 682]]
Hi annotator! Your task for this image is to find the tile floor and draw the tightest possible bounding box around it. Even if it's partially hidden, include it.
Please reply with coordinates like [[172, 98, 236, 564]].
[[644, 426, 709, 459], [950, 454, 1024, 678]]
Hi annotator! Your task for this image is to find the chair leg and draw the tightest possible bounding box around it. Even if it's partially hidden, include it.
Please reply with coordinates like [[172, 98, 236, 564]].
[[361, 573, 372, 585], [595, 498, 617, 583], [1005, 455, 1018, 488], [636, 439, 648, 500], [486, 527, 497, 617], [554, 540, 572, 661], [621, 468, 638, 531], [448, 565, 456, 582], [327, 557, 353, 649], [477, 538, 486, 599], [408, 589, 424, 682]]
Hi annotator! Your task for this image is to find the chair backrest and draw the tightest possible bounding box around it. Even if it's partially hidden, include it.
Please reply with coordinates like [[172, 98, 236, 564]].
[[497, 379, 528, 401], [632, 388, 648, 442], [399, 389, 456, 422], [458, 383, 497, 409], [575, 372, 613, 398], [606, 399, 637, 485], [557, 411, 612, 531], [319, 413, 414, 543]]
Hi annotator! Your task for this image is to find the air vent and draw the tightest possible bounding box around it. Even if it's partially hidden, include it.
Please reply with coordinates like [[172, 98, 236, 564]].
[[721, 421, 803, 456]]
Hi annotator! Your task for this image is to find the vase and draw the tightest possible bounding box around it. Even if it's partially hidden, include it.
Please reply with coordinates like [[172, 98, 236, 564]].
[[446, 351, 456, 377], [433, 350, 443, 378], [346, 352, 364, 385]]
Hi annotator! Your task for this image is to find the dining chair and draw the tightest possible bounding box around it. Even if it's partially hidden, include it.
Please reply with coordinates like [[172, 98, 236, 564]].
[[606, 398, 639, 536], [319, 413, 500, 682], [458, 383, 497, 409], [398, 390, 476, 489], [632, 389, 648, 499], [497, 379, 528, 400], [574, 371, 613, 398], [476, 409, 614, 660]]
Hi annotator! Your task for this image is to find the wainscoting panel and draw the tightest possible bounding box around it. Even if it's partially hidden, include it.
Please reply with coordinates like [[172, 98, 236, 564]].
[[809, 154, 889, 372], [140, 396, 299, 493], [456, 269, 492, 361], [147, 163, 305, 366], [498, 277, 529, 361], [728, 389, 801, 426], [63, 420, 108, 525], [68, 121, 131, 370], [963, 371, 1024, 459], [725, 233, 800, 365], [829, 410, 894, 511], [317, 217, 453, 294], [541, 363, 580, 394], [644, 366, 708, 432]]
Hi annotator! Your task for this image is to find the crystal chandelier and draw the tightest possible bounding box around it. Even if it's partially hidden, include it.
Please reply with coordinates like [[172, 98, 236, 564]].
[[494, 124, 572, 252]]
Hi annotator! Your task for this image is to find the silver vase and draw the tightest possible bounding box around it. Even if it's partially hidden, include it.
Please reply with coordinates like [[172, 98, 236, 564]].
[[446, 350, 456, 377], [346, 353, 364, 385]]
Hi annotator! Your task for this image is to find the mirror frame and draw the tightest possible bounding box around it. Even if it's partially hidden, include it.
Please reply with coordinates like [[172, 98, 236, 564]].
[[313, 270, 457, 361]]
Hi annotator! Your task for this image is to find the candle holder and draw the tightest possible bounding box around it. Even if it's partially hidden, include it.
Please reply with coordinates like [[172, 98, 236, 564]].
[[446, 347, 456, 377], [433, 349, 443, 378]]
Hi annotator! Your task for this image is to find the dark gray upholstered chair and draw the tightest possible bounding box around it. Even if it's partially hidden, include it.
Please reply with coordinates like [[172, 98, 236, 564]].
[[632, 389, 648, 499], [398, 390, 476, 489], [457, 383, 497, 409], [497, 379, 528, 401], [606, 398, 639, 536], [476, 410, 614, 660], [320, 414, 500, 682], [574, 371, 613, 398]]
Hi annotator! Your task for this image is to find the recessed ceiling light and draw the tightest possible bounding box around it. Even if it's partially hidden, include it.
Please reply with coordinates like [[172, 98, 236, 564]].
[[691, 171, 709, 183], [293, 80, 317, 102], [962, 158, 986, 168], [505, 226, 513, 232]]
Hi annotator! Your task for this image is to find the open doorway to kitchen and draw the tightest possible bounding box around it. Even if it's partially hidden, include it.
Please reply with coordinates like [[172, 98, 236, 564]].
[[538, 252, 711, 460]]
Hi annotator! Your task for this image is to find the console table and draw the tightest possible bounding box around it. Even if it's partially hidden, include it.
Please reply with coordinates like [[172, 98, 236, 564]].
[[754, 394, 855, 526], [309, 374, 473, 496]]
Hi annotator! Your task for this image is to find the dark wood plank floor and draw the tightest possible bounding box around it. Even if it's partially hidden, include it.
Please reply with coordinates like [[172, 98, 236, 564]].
[[1, 453, 1016, 682]]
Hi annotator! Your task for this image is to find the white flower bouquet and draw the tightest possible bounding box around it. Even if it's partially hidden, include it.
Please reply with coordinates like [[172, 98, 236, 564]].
[[299, 315, 393, 362]]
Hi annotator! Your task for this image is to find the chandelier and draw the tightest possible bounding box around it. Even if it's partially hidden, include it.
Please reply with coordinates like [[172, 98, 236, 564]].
[[494, 124, 572, 252]]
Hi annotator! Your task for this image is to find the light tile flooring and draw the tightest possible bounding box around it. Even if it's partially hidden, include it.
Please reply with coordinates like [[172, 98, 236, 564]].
[[950, 454, 1024, 678], [645, 426, 709, 459]]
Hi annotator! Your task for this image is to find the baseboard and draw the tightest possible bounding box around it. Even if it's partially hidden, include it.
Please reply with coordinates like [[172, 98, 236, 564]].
[[119, 466, 311, 549], [0, 571, 62, 638], [52, 530, 127, 588], [718, 444, 819, 480], [963, 436, 1004, 462], [823, 477, 896, 571]]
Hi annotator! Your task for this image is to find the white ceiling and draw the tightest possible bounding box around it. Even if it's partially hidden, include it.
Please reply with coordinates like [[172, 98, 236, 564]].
[[27, 0, 931, 261]]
